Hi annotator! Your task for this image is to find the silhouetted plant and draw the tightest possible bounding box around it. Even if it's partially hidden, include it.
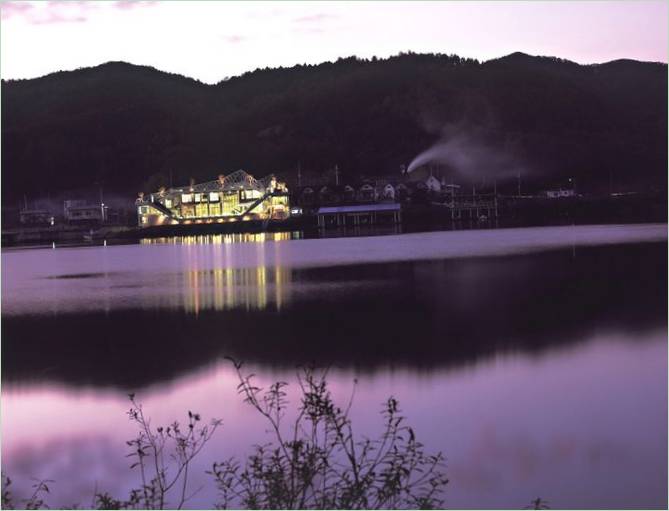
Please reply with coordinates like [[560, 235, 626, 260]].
[[1, 475, 55, 510], [207, 361, 448, 509], [525, 497, 550, 509], [118, 394, 222, 509], [1, 473, 13, 509]]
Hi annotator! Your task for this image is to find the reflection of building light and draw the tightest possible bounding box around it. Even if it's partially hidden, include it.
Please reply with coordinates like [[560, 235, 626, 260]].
[[275, 265, 284, 311], [257, 266, 267, 309]]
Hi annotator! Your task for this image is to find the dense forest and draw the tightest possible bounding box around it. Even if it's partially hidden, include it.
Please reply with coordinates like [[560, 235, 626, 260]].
[[2, 52, 667, 203]]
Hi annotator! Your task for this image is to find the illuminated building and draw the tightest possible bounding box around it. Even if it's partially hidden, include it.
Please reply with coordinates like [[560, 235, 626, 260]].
[[136, 170, 290, 227]]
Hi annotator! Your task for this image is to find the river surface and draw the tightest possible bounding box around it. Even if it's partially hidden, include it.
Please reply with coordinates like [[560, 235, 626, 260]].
[[2, 224, 667, 509]]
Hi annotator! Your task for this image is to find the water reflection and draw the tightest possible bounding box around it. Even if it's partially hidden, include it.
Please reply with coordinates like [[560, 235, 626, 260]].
[[4, 224, 666, 318], [139, 231, 299, 245], [144, 233, 295, 313], [177, 266, 290, 313], [1, 227, 667, 509], [2, 331, 666, 509], [158, 234, 293, 313], [3, 243, 666, 389]]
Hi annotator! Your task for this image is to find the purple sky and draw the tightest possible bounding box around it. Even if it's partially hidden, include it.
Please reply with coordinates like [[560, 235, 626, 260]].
[[1, 1, 667, 83]]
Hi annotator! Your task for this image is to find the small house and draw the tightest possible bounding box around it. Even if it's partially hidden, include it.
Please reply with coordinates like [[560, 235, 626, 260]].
[[425, 175, 442, 193], [544, 189, 576, 199], [64, 200, 105, 224], [357, 183, 376, 202], [19, 209, 53, 226]]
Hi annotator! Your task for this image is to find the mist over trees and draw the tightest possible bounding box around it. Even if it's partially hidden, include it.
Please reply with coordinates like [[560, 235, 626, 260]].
[[2, 52, 666, 203]]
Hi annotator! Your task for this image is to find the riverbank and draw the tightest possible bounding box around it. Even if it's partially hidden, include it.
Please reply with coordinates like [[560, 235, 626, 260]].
[[2, 192, 665, 248]]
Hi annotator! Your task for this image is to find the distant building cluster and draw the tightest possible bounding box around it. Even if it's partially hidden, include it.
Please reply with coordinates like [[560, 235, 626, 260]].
[[292, 167, 500, 224], [293, 169, 460, 209], [11, 164, 581, 232], [19, 200, 119, 227], [543, 188, 576, 199]]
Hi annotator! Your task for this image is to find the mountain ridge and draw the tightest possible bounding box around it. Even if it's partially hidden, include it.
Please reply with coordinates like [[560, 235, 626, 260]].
[[2, 52, 667, 202], [3, 52, 666, 85]]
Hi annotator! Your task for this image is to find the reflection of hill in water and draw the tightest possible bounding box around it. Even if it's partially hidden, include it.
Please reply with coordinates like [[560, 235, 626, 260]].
[[3, 243, 666, 389]]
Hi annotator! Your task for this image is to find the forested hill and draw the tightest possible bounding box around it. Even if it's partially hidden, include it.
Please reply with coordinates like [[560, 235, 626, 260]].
[[2, 52, 666, 202]]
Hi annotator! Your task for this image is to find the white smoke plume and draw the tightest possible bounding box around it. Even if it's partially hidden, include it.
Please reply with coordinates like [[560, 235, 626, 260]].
[[407, 124, 526, 182]]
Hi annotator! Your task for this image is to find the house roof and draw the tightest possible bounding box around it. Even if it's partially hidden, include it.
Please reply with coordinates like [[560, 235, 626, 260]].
[[317, 203, 401, 214], [166, 170, 275, 195], [66, 204, 102, 211], [20, 209, 51, 215]]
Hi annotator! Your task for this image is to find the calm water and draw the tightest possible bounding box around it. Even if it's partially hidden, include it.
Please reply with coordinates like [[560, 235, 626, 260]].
[[2, 224, 667, 509]]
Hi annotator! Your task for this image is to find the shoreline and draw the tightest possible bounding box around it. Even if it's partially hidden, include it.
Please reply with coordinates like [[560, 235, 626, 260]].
[[3, 192, 666, 248]]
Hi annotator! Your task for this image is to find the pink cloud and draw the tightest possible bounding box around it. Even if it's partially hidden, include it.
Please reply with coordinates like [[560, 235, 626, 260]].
[[1, 1, 94, 24], [113, 1, 157, 10], [0, 2, 35, 21], [1, 0, 156, 24], [293, 13, 336, 23], [221, 35, 245, 44]]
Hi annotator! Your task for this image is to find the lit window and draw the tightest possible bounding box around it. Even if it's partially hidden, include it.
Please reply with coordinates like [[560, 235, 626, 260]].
[[165, 199, 173, 209], [209, 192, 219, 202], [194, 193, 202, 202], [182, 194, 193, 203]]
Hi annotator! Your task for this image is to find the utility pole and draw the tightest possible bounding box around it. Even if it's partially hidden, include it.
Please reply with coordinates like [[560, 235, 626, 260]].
[[494, 179, 498, 218], [334, 164, 339, 186], [297, 161, 302, 187], [517, 171, 521, 197], [99, 184, 106, 223]]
